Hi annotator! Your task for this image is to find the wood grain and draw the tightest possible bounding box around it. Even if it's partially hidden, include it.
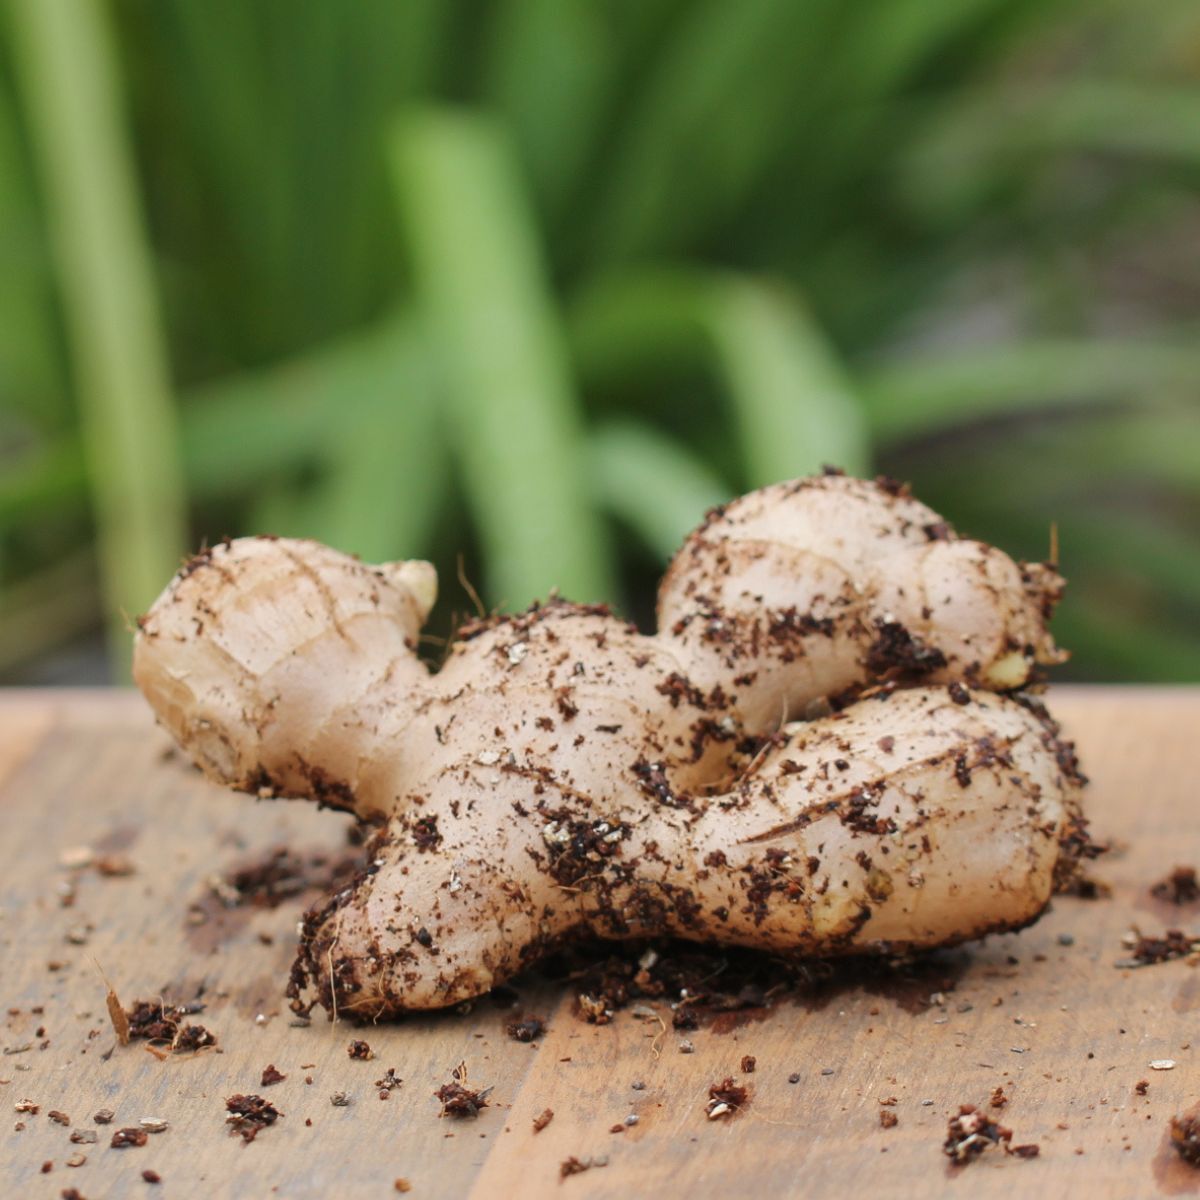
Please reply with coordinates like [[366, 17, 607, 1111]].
[[0, 690, 55, 790], [1, 687, 1198, 1199]]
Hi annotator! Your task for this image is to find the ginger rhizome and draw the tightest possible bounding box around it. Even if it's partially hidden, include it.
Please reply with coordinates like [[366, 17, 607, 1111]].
[[134, 473, 1087, 1016]]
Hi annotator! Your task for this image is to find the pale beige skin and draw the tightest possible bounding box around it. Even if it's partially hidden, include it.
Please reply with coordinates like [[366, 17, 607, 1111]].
[[134, 474, 1084, 1015]]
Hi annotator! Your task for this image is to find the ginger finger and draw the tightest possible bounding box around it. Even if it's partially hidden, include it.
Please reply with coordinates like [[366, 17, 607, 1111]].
[[288, 686, 1083, 1015], [134, 538, 435, 818], [658, 472, 1064, 728]]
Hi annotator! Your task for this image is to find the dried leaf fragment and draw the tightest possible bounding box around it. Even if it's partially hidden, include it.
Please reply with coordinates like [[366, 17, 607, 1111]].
[[106, 988, 129, 1047]]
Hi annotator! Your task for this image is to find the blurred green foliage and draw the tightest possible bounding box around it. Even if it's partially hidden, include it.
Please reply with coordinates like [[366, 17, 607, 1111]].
[[1, 0, 1198, 681]]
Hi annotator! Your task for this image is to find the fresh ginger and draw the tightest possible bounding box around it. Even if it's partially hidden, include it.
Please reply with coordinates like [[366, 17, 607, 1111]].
[[134, 472, 1087, 1016]]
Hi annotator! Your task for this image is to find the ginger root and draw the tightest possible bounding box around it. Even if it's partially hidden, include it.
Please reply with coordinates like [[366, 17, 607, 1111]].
[[134, 473, 1087, 1016]]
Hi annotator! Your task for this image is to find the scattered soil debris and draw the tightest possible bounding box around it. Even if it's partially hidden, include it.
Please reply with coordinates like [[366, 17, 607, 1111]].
[[1119, 930, 1200, 968], [69, 1131, 97, 1145], [559, 942, 788, 1026], [224, 1094, 283, 1143], [1061, 873, 1112, 900], [347, 1039, 373, 1061], [705, 1077, 749, 1120], [990, 1086, 1009, 1109], [576, 993, 611, 1024], [880, 1110, 898, 1129], [376, 1068, 402, 1098], [944, 1107, 1009, 1162], [176, 1024, 217, 1052], [740, 1055, 756, 1073], [58, 845, 136, 877], [93, 1109, 114, 1125], [532, 1108, 554, 1133], [48, 1110, 70, 1126], [393, 1181, 411, 1194], [96, 854, 135, 877], [142, 1170, 162, 1184], [1170, 1109, 1200, 1166], [110, 1128, 148, 1149], [1152, 867, 1200, 906], [943, 1105, 1038, 1163], [139, 1118, 168, 1134], [209, 846, 362, 909], [505, 1015, 545, 1043], [436, 1062, 490, 1118], [14, 1099, 39, 1114], [330, 1092, 350, 1107], [560, 1155, 607, 1179], [543, 937, 969, 1033], [1136, 1080, 1149, 1096], [124, 1000, 215, 1053], [260, 1064, 286, 1087]]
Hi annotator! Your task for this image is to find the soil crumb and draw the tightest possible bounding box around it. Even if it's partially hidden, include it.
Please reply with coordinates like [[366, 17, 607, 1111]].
[[436, 1062, 490, 1118], [224, 1094, 282, 1143], [1153, 868, 1200, 906], [1120, 930, 1199, 968], [706, 1077, 749, 1120], [505, 1016, 545, 1043], [125, 1000, 216, 1054], [944, 1105, 1038, 1163]]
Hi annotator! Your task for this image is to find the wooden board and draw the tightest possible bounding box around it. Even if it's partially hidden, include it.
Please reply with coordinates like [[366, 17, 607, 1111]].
[[1, 686, 1199, 1199]]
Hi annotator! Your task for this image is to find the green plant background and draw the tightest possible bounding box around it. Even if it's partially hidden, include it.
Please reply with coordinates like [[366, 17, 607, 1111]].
[[1, 0, 1198, 682]]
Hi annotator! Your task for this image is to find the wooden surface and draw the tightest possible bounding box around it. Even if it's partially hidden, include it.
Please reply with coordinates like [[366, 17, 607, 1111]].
[[2, 687, 1199, 1199]]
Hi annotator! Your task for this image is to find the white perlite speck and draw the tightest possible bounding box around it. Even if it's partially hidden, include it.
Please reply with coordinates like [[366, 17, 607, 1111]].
[[1150, 1060, 1176, 1070]]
